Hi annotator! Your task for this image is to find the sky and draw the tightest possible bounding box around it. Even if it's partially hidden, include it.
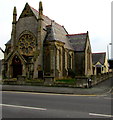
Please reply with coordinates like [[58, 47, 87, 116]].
[[0, 0, 112, 59]]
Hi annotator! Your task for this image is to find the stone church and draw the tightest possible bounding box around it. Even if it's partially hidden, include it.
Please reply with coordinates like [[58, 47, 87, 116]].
[[2, 2, 93, 79]]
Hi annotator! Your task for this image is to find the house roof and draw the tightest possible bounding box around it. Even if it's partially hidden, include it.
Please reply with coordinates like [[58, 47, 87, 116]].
[[92, 52, 106, 65], [45, 24, 73, 50], [7, 3, 90, 52], [67, 33, 88, 51], [29, 4, 74, 50]]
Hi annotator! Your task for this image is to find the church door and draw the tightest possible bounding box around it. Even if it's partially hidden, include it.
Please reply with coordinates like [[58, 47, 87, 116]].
[[12, 56, 22, 78]]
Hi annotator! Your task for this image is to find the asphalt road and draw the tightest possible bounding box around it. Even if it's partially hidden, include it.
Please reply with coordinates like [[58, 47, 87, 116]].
[[2, 91, 113, 119]]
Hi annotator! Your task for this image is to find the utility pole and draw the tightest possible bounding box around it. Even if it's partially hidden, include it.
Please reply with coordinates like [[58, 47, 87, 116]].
[[107, 45, 109, 60], [107, 43, 112, 60], [109, 43, 112, 59]]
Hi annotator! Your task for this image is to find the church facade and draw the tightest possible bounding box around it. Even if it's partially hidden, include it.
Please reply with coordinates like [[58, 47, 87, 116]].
[[2, 2, 93, 79]]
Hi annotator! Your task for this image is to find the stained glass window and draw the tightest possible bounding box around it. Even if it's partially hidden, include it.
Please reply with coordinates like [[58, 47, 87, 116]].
[[18, 34, 36, 56]]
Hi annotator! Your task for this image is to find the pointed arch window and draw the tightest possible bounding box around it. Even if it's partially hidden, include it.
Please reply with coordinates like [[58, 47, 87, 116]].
[[65, 51, 68, 69], [57, 49, 61, 71], [69, 52, 73, 69], [87, 47, 91, 70]]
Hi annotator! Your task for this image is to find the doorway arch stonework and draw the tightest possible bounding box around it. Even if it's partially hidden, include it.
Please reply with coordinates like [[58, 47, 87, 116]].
[[12, 55, 22, 78]]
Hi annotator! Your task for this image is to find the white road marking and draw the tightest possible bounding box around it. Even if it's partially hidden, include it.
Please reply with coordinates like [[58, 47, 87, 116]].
[[2, 91, 103, 97], [88, 95, 107, 99], [88, 95, 113, 99], [104, 97, 113, 100], [0, 104, 47, 111], [89, 113, 113, 118]]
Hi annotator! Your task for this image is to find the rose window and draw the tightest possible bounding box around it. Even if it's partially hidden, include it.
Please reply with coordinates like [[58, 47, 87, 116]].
[[18, 34, 36, 56]]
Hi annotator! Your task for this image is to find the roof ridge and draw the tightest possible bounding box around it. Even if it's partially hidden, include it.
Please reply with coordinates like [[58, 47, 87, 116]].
[[30, 6, 64, 28], [30, 6, 39, 13], [66, 33, 87, 36], [30, 6, 51, 21]]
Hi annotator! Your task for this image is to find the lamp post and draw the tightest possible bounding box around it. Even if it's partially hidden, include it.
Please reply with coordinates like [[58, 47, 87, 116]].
[[110, 43, 113, 59], [107, 43, 112, 60], [107, 45, 109, 60]]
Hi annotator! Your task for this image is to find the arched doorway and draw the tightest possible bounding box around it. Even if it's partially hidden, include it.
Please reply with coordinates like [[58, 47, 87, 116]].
[[12, 56, 22, 78]]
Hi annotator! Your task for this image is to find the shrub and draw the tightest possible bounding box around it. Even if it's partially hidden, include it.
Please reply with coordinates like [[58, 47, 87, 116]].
[[25, 79, 44, 83]]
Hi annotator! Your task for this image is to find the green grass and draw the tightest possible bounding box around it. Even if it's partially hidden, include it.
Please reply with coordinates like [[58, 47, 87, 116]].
[[25, 79, 44, 83]]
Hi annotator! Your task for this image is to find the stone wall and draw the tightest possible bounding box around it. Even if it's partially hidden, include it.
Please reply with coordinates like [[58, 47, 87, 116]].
[[16, 17, 38, 41], [2, 72, 112, 88], [75, 73, 113, 88]]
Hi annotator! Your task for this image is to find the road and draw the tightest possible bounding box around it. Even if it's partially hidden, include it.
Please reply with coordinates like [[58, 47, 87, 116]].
[[2, 91, 113, 118]]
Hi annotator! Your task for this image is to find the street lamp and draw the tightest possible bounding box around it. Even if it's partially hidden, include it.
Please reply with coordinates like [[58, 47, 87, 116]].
[[107, 43, 112, 60]]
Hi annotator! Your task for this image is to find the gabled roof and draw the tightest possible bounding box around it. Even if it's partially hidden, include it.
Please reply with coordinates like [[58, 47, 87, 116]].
[[5, 50, 27, 63], [19, 3, 35, 19], [45, 24, 73, 50], [92, 52, 106, 65], [67, 33, 88, 51], [25, 3, 73, 50], [17, 3, 89, 51]]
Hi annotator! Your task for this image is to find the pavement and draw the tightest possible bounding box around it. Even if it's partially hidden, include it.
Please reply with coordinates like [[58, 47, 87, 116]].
[[2, 77, 113, 95]]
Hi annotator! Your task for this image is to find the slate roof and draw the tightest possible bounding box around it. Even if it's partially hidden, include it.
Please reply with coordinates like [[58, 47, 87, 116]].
[[30, 6, 51, 25], [45, 24, 73, 50], [92, 52, 106, 65], [67, 33, 88, 51], [6, 3, 89, 51], [30, 4, 91, 51], [30, 4, 73, 50]]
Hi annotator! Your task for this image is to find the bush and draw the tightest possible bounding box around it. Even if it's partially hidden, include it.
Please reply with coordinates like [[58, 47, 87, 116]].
[[25, 79, 44, 84]]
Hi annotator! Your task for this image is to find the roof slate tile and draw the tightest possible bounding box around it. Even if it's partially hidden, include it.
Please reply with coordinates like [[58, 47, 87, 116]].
[[92, 52, 106, 65], [67, 33, 87, 51]]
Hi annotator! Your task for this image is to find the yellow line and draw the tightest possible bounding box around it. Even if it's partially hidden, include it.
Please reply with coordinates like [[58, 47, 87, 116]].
[[2, 91, 105, 97]]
